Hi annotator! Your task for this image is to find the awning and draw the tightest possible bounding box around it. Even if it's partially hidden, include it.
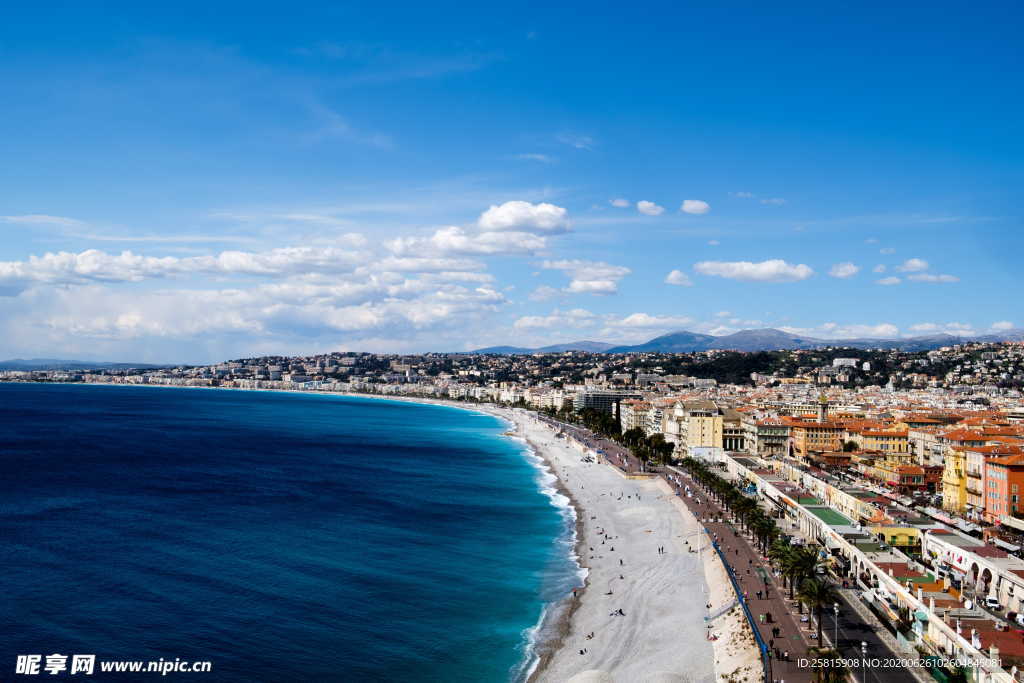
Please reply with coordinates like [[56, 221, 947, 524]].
[[914, 610, 929, 622], [994, 538, 1022, 552]]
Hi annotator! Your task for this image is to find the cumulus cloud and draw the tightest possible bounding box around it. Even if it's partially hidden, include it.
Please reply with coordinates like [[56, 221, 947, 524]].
[[387, 226, 545, 257], [992, 321, 1015, 331], [528, 285, 561, 302], [896, 258, 929, 272], [664, 269, 693, 286], [477, 201, 570, 234], [693, 259, 813, 283], [0, 246, 371, 291], [907, 273, 959, 283], [876, 276, 901, 286], [760, 198, 786, 206], [782, 322, 900, 339], [542, 259, 631, 295], [608, 312, 694, 329], [731, 192, 754, 199], [873, 264, 886, 273], [636, 200, 665, 216], [909, 322, 975, 336], [513, 308, 596, 329], [680, 199, 710, 215], [609, 198, 630, 208], [828, 262, 860, 279], [879, 247, 896, 255], [707, 240, 720, 246]]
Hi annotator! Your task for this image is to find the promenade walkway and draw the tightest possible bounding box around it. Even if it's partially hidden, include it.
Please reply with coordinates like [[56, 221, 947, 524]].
[[539, 415, 923, 683]]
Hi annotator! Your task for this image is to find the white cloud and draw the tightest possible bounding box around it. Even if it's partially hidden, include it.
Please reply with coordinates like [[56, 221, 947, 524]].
[[828, 262, 860, 279], [608, 312, 694, 329], [707, 240, 720, 246], [896, 258, 929, 272], [760, 198, 786, 206], [876, 276, 901, 286], [528, 285, 561, 302], [636, 200, 665, 216], [693, 259, 813, 283], [542, 259, 631, 295], [478, 200, 570, 234], [387, 226, 545, 256], [1, 214, 85, 227], [908, 322, 975, 336], [731, 192, 754, 199], [0, 246, 371, 291], [907, 273, 959, 283], [680, 199, 710, 215], [879, 247, 896, 255], [609, 198, 630, 208], [992, 321, 1015, 331], [782, 322, 900, 339], [664, 269, 693, 286], [714, 311, 732, 318], [513, 308, 596, 329], [555, 133, 594, 150], [865, 238, 879, 244], [873, 264, 886, 273], [513, 153, 554, 163]]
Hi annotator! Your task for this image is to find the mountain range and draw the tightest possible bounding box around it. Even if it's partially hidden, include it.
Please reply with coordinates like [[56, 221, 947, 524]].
[[0, 358, 165, 371], [468, 327, 1024, 355]]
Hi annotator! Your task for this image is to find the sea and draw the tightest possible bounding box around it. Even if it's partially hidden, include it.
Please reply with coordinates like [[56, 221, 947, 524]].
[[0, 384, 582, 682]]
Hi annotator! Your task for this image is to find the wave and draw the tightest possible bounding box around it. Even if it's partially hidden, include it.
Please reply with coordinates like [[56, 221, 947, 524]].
[[509, 436, 588, 682]]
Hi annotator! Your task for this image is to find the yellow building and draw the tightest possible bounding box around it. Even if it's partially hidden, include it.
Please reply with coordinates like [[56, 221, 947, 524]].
[[858, 430, 910, 454], [941, 448, 967, 514]]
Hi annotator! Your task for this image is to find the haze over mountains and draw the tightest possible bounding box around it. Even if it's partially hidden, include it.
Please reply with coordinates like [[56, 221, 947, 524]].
[[0, 359, 164, 371], [469, 327, 1024, 355]]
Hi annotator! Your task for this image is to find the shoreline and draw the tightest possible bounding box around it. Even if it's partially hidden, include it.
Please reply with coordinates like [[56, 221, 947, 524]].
[[17, 382, 754, 680]]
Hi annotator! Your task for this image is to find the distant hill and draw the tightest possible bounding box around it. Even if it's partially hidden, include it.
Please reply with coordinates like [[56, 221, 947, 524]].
[[0, 358, 164, 371], [536, 341, 616, 353], [706, 328, 821, 351], [467, 340, 615, 354], [466, 327, 1024, 356], [605, 331, 716, 354], [466, 346, 536, 355]]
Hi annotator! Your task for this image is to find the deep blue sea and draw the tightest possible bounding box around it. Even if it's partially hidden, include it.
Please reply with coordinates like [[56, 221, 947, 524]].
[[0, 384, 579, 681]]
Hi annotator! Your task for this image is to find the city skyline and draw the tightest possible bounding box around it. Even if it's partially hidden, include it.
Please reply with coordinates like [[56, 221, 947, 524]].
[[1, 2, 1021, 363]]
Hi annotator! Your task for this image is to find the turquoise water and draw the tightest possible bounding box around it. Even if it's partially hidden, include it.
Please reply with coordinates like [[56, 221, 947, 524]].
[[0, 384, 580, 681]]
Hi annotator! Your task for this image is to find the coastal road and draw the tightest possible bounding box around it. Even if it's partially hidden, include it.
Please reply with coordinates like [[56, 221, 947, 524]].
[[667, 465, 921, 683]]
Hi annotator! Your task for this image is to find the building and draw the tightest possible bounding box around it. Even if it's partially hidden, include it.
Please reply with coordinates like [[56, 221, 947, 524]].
[[983, 452, 1024, 523], [573, 390, 640, 414], [756, 418, 790, 457], [787, 418, 845, 459]]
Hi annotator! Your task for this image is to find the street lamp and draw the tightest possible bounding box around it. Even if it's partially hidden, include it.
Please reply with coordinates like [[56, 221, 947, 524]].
[[860, 641, 868, 683], [833, 602, 840, 647]]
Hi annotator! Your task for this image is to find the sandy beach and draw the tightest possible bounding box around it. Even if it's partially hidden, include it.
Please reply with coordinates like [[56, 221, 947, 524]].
[[476, 405, 759, 683]]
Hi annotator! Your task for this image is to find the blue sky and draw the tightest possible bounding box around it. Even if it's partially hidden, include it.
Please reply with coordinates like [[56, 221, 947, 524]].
[[0, 2, 1021, 362]]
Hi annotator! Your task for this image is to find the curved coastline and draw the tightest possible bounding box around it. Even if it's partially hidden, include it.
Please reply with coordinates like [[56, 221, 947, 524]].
[[31, 384, 747, 681], [45, 384, 585, 681]]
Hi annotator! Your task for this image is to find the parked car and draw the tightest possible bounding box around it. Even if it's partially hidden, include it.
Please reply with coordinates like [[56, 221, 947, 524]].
[[985, 595, 1002, 611]]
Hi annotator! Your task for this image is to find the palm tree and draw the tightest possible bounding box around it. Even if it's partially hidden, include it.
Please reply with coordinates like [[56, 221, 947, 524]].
[[783, 547, 819, 600], [797, 577, 840, 643]]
